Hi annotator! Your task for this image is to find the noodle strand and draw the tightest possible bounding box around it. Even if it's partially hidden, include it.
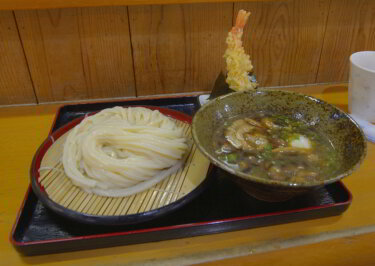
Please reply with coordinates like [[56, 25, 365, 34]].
[[61, 107, 188, 197]]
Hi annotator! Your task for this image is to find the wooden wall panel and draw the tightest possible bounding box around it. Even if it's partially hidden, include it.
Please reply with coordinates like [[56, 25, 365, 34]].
[[234, 0, 330, 87], [1, 0, 372, 106], [78, 7, 135, 98], [317, 0, 375, 83], [0, 11, 36, 105], [15, 9, 85, 101], [128, 3, 232, 96], [15, 7, 135, 103]]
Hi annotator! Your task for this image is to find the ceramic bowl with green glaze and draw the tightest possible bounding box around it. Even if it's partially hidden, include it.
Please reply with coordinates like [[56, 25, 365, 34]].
[[192, 89, 367, 202]]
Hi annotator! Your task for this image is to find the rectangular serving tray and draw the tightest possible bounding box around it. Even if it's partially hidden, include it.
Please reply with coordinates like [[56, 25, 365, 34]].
[[11, 95, 352, 256]]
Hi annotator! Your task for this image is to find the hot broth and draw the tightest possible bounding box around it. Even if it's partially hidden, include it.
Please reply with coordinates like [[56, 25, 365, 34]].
[[213, 113, 340, 184]]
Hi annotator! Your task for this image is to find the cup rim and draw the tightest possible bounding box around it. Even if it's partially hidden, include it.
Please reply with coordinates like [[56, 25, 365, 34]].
[[350, 51, 375, 74]]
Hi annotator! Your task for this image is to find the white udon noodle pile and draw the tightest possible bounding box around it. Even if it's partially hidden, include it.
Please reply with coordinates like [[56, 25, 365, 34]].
[[62, 107, 189, 197]]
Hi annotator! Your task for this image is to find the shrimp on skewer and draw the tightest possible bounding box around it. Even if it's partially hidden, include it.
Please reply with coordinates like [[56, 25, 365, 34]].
[[224, 10, 257, 91]]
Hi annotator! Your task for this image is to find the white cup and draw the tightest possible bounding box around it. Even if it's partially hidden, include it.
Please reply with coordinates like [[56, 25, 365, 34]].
[[349, 51, 375, 142], [349, 51, 375, 123]]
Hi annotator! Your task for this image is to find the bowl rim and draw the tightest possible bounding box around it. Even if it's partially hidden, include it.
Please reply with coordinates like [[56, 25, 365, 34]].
[[192, 88, 368, 188]]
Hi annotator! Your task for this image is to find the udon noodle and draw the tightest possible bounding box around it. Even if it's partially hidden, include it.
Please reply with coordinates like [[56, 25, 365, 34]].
[[62, 107, 189, 197]]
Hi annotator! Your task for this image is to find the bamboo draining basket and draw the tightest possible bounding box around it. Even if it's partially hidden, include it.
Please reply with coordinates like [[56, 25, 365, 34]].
[[31, 108, 211, 225]]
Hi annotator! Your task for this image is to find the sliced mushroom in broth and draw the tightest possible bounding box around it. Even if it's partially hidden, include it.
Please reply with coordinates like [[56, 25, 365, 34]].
[[213, 113, 341, 184]]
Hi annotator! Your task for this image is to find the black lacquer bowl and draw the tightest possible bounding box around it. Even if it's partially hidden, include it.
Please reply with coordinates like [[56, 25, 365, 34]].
[[30, 105, 211, 225]]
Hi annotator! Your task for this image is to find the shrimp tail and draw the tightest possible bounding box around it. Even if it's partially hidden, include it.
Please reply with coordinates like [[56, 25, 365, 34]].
[[231, 10, 251, 36]]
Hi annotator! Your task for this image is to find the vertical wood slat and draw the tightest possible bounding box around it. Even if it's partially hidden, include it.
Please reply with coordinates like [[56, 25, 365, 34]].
[[234, 0, 330, 87], [78, 7, 136, 98], [128, 3, 233, 96], [15, 9, 85, 101], [14, 7, 136, 103], [317, 0, 375, 83], [0, 11, 36, 105]]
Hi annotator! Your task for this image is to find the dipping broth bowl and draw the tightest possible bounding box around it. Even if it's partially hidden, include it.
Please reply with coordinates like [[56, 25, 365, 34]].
[[192, 89, 367, 202]]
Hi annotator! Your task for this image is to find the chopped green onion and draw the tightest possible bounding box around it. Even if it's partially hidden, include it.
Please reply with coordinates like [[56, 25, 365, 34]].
[[227, 153, 238, 163], [218, 154, 227, 161], [264, 143, 273, 151]]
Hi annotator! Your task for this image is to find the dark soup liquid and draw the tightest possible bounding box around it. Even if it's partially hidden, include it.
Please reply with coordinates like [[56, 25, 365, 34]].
[[213, 114, 340, 184]]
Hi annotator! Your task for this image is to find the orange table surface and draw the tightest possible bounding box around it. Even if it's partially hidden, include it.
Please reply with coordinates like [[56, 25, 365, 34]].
[[1, 83, 374, 265]]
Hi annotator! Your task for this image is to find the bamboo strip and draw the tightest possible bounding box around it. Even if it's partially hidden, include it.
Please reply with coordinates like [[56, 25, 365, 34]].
[[45, 172, 65, 194], [49, 178, 70, 200], [114, 197, 130, 215], [173, 146, 197, 202], [120, 195, 136, 215], [58, 185, 78, 205], [91, 196, 108, 215], [156, 169, 180, 208], [127, 190, 149, 214], [137, 186, 157, 213], [98, 198, 113, 215], [162, 168, 184, 206], [84, 195, 101, 214], [77, 193, 94, 213], [104, 197, 122, 215], [158, 140, 194, 207], [147, 175, 168, 211], [53, 183, 74, 203], [38, 161, 61, 182], [41, 164, 63, 187], [168, 141, 196, 203], [62, 187, 80, 208], [69, 190, 87, 211], [150, 169, 174, 210], [43, 135, 67, 163]]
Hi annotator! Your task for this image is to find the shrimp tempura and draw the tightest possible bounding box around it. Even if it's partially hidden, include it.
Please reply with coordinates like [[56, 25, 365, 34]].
[[224, 10, 257, 91]]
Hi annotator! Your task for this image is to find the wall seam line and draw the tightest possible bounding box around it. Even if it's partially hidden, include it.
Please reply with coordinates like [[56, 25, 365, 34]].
[[315, 0, 333, 83], [12, 10, 39, 104], [126, 6, 138, 98]]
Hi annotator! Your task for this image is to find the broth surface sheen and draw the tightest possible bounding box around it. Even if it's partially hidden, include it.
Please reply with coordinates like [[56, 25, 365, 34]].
[[213, 113, 340, 184]]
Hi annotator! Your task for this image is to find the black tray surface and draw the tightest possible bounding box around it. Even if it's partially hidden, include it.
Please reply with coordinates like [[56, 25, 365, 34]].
[[52, 96, 199, 132], [11, 95, 352, 256]]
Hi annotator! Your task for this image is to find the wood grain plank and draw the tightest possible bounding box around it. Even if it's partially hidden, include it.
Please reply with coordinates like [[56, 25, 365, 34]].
[[317, 0, 375, 83], [15, 9, 88, 101], [12, 10, 53, 101], [128, 3, 232, 96], [15, 7, 135, 103], [234, 0, 330, 87], [0, 11, 36, 105], [78, 7, 136, 98]]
